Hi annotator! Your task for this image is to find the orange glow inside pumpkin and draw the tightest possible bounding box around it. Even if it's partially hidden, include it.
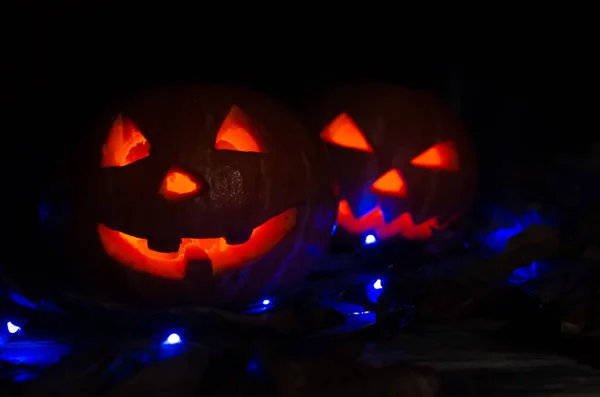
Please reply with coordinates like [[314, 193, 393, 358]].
[[159, 169, 201, 200], [370, 169, 407, 198], [215, 106, 266, 153], [97, 208, 297, 279], [337, 200, 441, 240], [101, 115, 151, 167], [411, 141, 459, 171], [320, 113, 374, 153], [97, 107, 298, 279]]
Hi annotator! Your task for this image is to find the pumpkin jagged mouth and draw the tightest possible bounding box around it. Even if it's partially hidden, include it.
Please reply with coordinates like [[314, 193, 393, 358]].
[[337, 200, 441, 240], [97, 208, 297, 280]]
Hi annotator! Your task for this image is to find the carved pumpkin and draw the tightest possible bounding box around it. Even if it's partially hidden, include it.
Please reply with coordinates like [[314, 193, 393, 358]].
[[60, 85, 336, 307], [312, 83, 476, 245]]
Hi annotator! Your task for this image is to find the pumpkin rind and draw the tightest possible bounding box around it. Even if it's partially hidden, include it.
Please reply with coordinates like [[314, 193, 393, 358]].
[[310, 83, 476, 246], [46, 84, 337, 308]]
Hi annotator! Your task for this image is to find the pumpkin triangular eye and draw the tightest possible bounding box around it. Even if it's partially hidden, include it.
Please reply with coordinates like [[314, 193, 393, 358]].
[[411, 141, 459, 171], [101, 115, 151, 168], [215, 106, 266, 153], [320, 113, 374, 153]]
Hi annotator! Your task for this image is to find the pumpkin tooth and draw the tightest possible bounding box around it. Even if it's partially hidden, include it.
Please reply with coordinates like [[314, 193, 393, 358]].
[[147, 238, 181, 253]]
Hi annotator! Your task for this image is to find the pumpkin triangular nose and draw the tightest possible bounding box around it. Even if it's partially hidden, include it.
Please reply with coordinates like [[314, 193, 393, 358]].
[[159, 169, 202, 200], [370, 169, 407, 198]]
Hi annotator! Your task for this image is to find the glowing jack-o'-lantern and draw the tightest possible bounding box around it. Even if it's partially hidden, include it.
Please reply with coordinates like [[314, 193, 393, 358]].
[[65, 85, 336, 307], [313, 83, 476, 244]]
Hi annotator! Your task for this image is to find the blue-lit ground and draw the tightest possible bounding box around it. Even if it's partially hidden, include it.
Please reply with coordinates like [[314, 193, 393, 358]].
[[478, 205, 552, 284], [0, 341, 72, 367], [480, 206, 544, 255], [0, 203, 562, 386]]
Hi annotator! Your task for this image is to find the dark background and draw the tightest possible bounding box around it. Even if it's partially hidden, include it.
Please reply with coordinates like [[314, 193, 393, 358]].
[[3, 11, 594, 256]]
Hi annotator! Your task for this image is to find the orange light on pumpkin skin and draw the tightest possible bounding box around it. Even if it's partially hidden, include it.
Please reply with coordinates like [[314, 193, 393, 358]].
[[337, 200, 441, 240], [101, 115, 151, 167], [411, 141, 459, 171], [97, 208, 297, 279], [159, 170, 201, 200]]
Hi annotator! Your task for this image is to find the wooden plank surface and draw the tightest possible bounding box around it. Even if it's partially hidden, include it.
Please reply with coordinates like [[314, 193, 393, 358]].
[[373, 320, 600, 396]]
